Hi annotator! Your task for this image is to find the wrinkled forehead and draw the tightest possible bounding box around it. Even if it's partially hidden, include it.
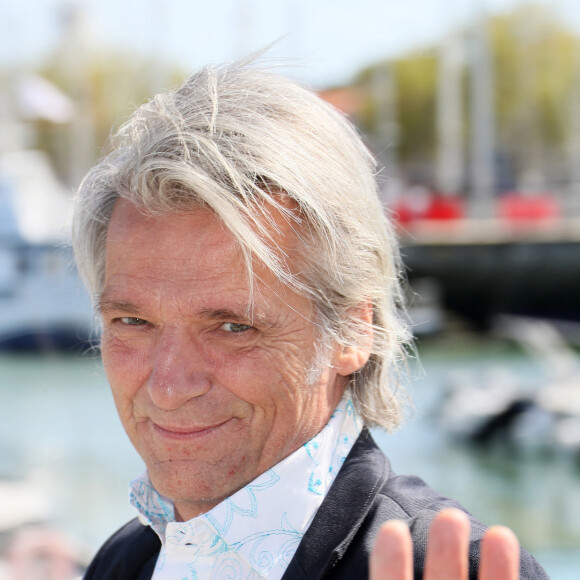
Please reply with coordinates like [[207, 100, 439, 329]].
[[106, 198, 232, 247], [101, 198, 318, 327], [109, 184, 304, 236], [105, 199, 246, 282], [104, 197, 309, 299]]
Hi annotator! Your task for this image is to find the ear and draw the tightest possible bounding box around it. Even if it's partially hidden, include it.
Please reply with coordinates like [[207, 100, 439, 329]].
[[333, 301, 373, 377]]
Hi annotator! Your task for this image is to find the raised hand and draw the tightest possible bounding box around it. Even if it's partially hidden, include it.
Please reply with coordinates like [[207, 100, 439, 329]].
[[370, 508, 520, 580]]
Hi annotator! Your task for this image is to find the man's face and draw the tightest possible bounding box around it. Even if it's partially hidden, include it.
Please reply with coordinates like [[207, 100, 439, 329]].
[[99, 200, 355, 520]]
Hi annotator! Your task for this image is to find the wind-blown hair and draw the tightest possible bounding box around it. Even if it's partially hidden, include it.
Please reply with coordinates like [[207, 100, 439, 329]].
[[72, 62, 412, 431]]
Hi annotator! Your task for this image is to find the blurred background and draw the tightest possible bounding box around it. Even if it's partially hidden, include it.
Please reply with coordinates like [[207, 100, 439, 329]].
[[1, 0, 580, 578]]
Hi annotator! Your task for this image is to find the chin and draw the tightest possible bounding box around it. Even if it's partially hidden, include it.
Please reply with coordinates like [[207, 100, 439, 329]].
[[147, 456, 254, 513]]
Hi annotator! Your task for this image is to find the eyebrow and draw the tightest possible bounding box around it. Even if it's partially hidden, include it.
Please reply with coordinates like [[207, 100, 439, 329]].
[[97, 298, 144, 317], [198, 308, 276, 329], [198, 308, 248, 321], [96, 298, 277, 329]]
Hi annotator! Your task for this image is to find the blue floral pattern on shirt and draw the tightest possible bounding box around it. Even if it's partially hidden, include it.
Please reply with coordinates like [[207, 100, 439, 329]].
[[130, 396, 362, 580]]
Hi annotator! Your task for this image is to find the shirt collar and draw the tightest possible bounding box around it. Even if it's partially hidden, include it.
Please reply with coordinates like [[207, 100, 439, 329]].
[[130, 396, 362, 579]]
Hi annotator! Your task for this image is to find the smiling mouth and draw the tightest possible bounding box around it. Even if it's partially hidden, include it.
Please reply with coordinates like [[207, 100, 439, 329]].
[[152, 419, 231, 440]]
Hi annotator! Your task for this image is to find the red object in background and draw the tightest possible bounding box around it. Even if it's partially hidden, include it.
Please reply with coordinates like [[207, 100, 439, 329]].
[[393, 188, 465, 223], [424, 193, 465, 220], [498, 191, 560, 221], [318, 87, 363, 116]]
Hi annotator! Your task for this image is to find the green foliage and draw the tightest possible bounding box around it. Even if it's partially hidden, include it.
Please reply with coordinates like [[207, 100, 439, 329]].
[[23, 1, 580, 190], [491, 4, 579, 148], [33, 50, 186, 184], [353, 2, 580, 183], [393, 51, 439, 163], [356, 49, 438, 169]]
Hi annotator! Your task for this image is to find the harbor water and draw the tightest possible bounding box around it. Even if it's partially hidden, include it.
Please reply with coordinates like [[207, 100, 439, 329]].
[[1, 334, 579, 578]]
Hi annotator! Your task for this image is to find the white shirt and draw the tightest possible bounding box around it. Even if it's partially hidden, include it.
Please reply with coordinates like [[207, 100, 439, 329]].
[[129, 397, 362, 580]]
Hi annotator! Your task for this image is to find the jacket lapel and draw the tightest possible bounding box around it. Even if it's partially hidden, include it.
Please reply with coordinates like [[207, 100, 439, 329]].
[[282, 429, 390, 579]]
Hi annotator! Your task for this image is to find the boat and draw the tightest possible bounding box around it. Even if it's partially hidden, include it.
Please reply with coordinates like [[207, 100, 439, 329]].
[[437, 316, 580, 457], [399, 209, 580, 330], [0, 149, 94, 351]]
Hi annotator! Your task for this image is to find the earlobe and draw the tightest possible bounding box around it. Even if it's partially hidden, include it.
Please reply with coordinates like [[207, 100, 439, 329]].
[[335, 345, 371, 376], [334, 301, 373, 376]]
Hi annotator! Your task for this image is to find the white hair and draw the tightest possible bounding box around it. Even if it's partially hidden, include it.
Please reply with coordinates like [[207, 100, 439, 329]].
[[72, 61, 413, 431]]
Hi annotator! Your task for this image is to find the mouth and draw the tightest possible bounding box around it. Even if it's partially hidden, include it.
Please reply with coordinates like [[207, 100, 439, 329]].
[[151, 419, 232, 440]]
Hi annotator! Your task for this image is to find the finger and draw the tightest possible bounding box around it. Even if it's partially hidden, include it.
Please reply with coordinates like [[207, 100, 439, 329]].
[[478, 526, 520, 580], [370, 520, 413, 580], [424, 508, 470, 580]]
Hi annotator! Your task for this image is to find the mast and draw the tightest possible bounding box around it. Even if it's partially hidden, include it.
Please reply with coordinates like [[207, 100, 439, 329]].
[[149, 0, 169, 93], [514, 8, 544, 193], [55, 4, 96, 188], [468, 12, 495, 215], [372, 63, 400, 202], [568, 37, 580, 207], [436, 32, 464, 195]]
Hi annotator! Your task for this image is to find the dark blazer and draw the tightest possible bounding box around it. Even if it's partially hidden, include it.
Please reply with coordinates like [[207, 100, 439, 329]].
[[84, 429, 549, 579]]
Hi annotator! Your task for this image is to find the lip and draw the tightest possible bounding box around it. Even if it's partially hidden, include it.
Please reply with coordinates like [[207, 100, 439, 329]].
[[151, 419, 231, 440]]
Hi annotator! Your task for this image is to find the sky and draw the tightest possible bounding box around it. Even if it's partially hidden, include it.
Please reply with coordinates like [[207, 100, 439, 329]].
[[2, 0, 580, 87]]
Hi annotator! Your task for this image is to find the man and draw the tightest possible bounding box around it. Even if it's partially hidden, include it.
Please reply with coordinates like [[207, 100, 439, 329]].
[[74, 62, 548, 579]]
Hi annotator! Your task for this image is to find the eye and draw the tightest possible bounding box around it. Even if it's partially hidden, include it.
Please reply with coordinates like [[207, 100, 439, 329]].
[[118, 317, 148, 326], [220, 322, 252, 333]]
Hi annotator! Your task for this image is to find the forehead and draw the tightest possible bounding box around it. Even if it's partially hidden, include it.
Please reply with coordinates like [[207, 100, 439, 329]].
[[102, 199, 309, 315], [104, 201, 251, 305], [107, 199, 232, 246]]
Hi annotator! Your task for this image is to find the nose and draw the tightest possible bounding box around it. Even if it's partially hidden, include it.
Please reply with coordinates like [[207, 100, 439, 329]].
[[146, 328, 212, 411]]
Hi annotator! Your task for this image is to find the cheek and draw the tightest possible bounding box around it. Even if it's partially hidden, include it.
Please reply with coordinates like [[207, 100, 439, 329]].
[[226, 350, 315, 421], [101, 337, 151, 414], [214, 354, 277, 413]]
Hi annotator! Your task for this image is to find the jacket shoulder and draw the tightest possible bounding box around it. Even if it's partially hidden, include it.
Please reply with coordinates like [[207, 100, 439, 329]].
[[351, 469, 550, 580], [83, 518, 160, 580], [284, 429, 549, 580]]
